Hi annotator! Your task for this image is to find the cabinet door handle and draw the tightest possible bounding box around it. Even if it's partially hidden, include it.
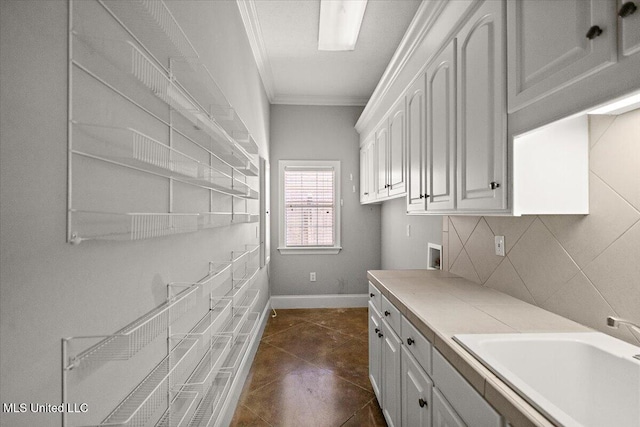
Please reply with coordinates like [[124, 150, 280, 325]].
[[370, 293, 375, 297], [490, 181, 500, 190], [364, 192, 369, 195], [586, 25, 603, 40], [378, 332, 384, 338], [419, 398, 428, 408], [619, 2, 637, 17], [375, 328, 380, 333], [384, 310, 391, 316], [407, 337, 415, 345]]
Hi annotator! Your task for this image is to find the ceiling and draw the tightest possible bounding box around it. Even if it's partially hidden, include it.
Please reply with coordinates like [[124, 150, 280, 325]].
[[238, 0, 422, 106]]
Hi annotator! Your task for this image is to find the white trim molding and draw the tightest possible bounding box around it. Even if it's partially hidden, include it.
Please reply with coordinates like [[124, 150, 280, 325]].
[[236, 0, 276, 102], [271, 294, 369, 309], [355, 0, 448, 133], [272, 94, 369, 107]]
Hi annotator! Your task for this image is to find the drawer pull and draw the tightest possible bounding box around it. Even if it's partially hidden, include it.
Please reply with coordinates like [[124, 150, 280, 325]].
[[586, 25, 603, 40], [619, 2, 637, 18], [384, 310, 391, 316], [419, 398, 428, 408], [406, 337, 415, 346]]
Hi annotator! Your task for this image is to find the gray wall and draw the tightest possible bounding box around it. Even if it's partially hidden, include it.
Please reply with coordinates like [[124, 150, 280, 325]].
[[269, 105, 381, 296], [381, 197, 443, 269], [443, 112, 640, 346], [0, 1, 269, 425]]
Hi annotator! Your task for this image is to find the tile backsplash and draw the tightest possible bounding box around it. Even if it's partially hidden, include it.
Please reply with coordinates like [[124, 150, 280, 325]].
[[442, 109, 640, 345]]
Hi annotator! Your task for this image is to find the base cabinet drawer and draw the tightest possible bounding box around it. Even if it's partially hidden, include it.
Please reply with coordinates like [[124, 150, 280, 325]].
[[401, 316, 433, 375], [402, 346, 433, 427], [369, 281, 382, 312], [381, 294, 402, 335]]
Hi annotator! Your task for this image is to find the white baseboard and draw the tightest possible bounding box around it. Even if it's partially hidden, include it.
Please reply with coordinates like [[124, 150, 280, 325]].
[[270, 294, 368, 309]]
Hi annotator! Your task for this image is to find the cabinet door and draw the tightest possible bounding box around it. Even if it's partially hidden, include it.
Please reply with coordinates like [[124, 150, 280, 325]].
[[619, 0, 640, 57], [426, 39, 456, 212], [406, 75, 427, 212], [375, 124, 389, 199], [402, 347, 433, 427], [360, 138, 374, 204], [432, 388, 465, 427], [360, 146, 369, 204], [507, 0, 617, 111], [382, 319, 402, 427], [368, 303, 383, 402], [388, 99, 407, 197], [456, 0, 507, 211]]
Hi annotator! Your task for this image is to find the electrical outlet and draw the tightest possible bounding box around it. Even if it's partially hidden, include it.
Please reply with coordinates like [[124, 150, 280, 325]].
[[310, 272, 316, 282], [495, 236, 505, 256]]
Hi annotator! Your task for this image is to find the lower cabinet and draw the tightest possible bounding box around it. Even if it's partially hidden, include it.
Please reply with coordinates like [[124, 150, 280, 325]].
[[368, 301, 383, 401], [432, 388, 466, 427], [368, 283, 505, 427], [402, 346, 433, 427], [382, 317, 402, 427]]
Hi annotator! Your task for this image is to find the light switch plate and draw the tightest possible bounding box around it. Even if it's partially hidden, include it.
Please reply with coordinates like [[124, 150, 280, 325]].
[[495, 236, 505, 256]]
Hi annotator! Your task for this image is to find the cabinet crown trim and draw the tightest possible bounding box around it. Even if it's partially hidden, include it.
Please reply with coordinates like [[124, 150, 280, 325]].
[[355, 0, 448, 133]]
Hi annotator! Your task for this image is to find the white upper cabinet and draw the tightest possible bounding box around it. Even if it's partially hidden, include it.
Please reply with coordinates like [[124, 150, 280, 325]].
[[388, 99, 407, 197], [365, 99, 406, 204], [375, 124, 389, 199], [456, 0, 507, 212], [619, 0, 640, 57], [507, 0, 617, 112], [426, 39, 457, 212], [360, 137, 376, 204], [406, 74, 427, 212]]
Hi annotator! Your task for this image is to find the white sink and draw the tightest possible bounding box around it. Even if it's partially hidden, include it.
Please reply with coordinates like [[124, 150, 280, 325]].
[[453, 332, 640, 427]]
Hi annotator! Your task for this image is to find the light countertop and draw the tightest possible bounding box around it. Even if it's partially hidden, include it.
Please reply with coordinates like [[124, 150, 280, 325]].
[[367, 269, 593, 427]]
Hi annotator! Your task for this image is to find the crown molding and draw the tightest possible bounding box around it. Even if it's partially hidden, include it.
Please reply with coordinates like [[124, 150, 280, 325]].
[[355, 0, 448, 133], [272, 94, 369, 107], [236, 0, 276, 102]]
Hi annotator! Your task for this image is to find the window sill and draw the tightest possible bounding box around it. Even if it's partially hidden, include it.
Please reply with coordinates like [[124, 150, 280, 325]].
[[277, 246, 342, 255]]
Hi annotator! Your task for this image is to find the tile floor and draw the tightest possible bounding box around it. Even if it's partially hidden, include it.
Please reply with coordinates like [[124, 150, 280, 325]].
[[230, 308, 388, 427]]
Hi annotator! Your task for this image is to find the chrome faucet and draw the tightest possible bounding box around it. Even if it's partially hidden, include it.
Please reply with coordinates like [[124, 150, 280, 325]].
[[607, 317, 640, 361], [606, 316, 640, 333]]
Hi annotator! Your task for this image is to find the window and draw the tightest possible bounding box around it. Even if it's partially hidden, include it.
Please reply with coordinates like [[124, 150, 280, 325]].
[[278, 160, 341, 254]]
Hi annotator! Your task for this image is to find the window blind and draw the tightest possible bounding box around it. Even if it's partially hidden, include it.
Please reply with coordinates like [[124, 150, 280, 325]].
[[284, 167, 335, 247]]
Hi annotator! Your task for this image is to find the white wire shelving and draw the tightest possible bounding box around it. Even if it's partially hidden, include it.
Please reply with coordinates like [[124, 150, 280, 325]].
[[98, 0, 259, 172], [154, 391, 200, 427], [71, 122, 258, 199], [68, 0, 259, 245], [69, 211, 200, 244], [64, 2, 263, 425], [63, 286, 199, 370], [185, 373, 232, 427], [96, 337, 199, 427]]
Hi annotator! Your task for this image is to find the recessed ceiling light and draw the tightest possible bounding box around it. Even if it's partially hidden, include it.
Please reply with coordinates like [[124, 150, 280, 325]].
[[318, 0, 368, 51]]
